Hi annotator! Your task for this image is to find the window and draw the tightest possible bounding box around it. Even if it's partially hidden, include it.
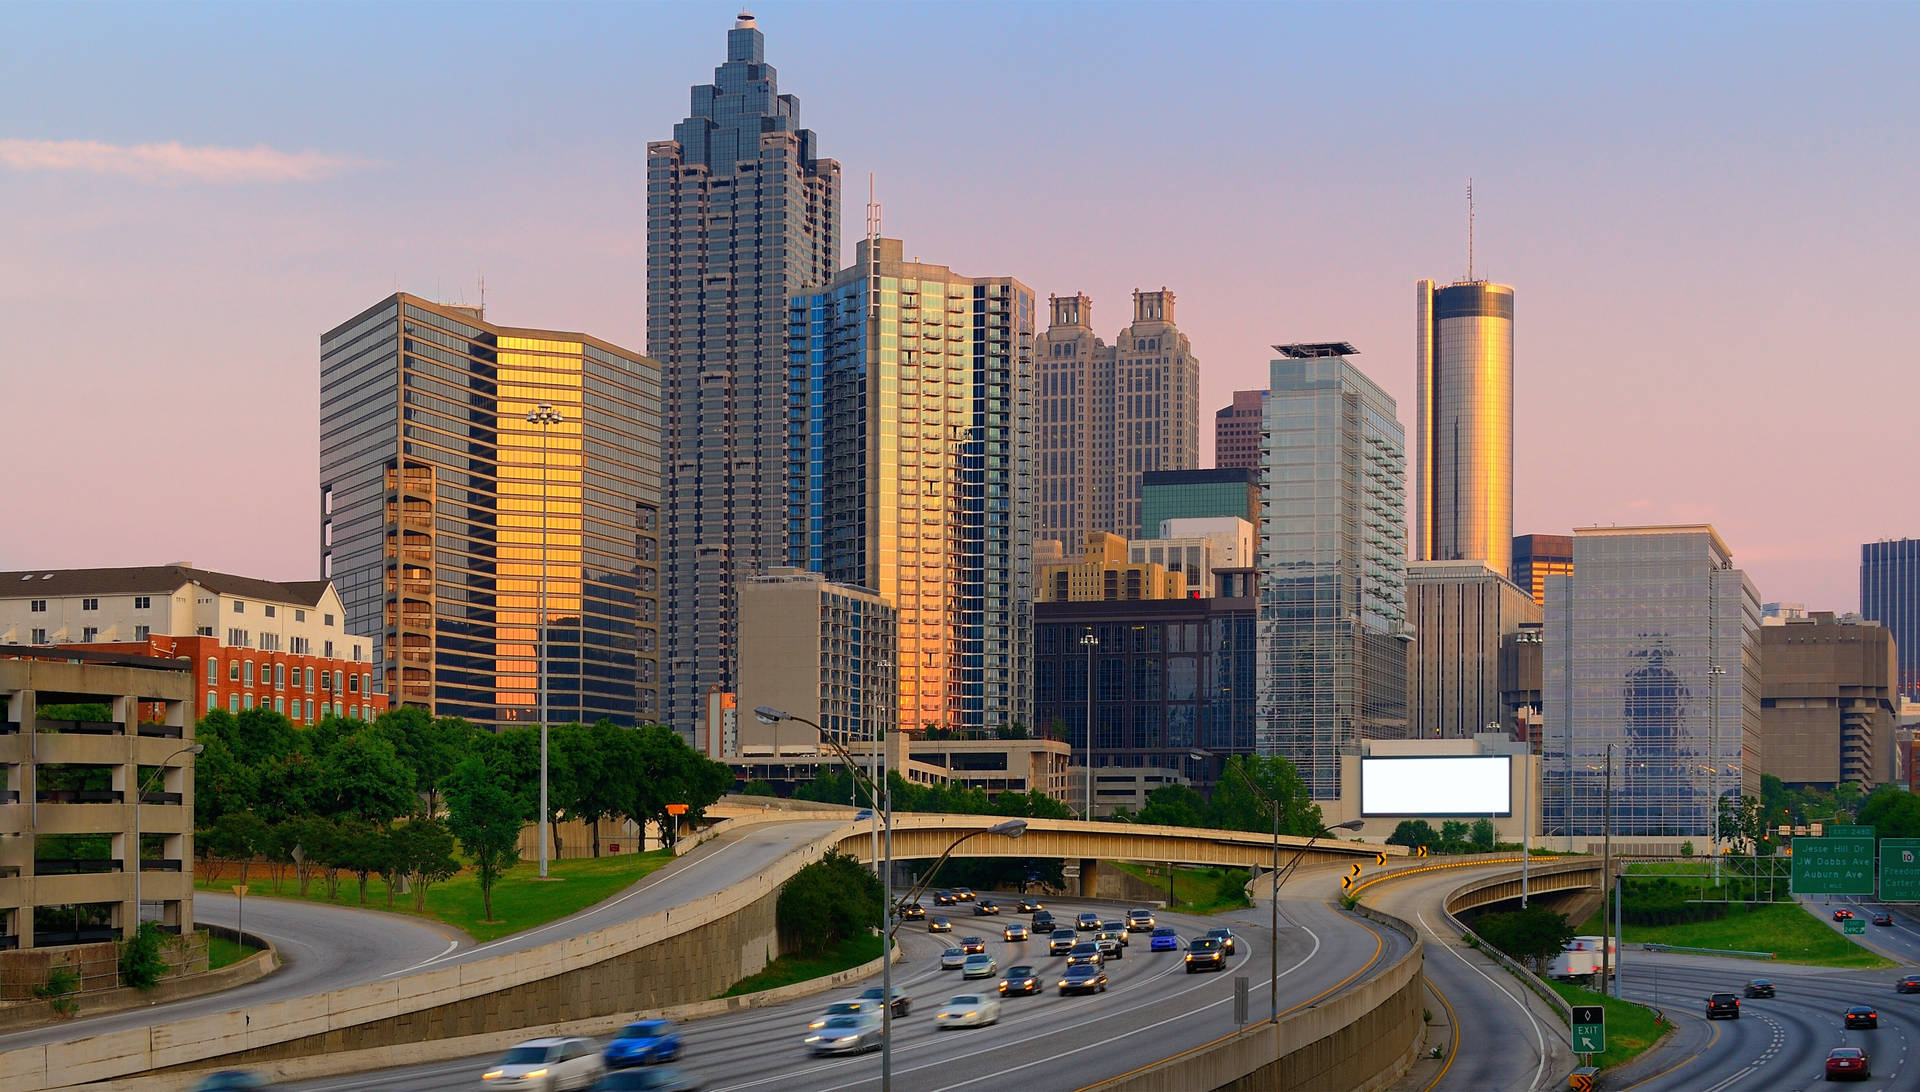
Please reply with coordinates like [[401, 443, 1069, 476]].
[[134, 596, 151, 610], [305, 700, 314, 721], [352, 643, 363, 662], [321, 702, 331, 719], [305, 667, 314, 690], [362, 673, 371, 697], [335, 671, 345, 693], [196, 626, 213, 637], [81, 598, 98, 611], [30, 628, 46, 644], [323, 640, 334, 659], [264, 605, 276, 619], [206, 658, 217, 684], [294, 609, 305, 623], [274, 664, 284, 688], [134, 625, 150, 641], [244, 694, 254, 710], [324, 613, 335, 627], [227, 627, 249, 647], [229, 661, 240, 682], [29, 599, 44, 613], [206, 691, 217, 712], [232, 600, 245, 614], [274, 697, 284, 714], [320, 671, 331, 692], [229, 694, 239, 713], [81, 626, 98, 642], [346, 672, 357, 693], [290, 636, 310, 656], [243, 662, 254, 686]]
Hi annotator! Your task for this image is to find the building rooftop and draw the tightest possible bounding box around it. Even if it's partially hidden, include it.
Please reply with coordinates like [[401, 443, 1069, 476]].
[[1273, 342, 1358, 359], [0, 565, 333, 607]]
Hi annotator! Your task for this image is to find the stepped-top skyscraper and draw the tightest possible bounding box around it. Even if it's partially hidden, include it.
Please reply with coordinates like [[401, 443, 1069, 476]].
[[648, 13, 841, 735], [1414, 279, 1515, 578]]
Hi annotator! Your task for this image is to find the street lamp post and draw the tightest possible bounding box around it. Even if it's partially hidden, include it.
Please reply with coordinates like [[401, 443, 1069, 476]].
[[133, 742, 204, 930], [1492, 720, 1528, 906], [1080, 631, 1098, 820], [526, 402, 563, 878], [1709, 663, 1727, 885]]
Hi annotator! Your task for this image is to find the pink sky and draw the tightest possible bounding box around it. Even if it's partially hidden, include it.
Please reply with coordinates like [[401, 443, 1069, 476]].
[[2, 2, 1914, 612]]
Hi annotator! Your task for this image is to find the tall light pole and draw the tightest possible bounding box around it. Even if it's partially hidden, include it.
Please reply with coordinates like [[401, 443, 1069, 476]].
[[869, 658, 889, 879], [1080, 631, 1098, 820], [527, 402, 563, 878], [133, 742, 203, 929], [1709, 663, 1726, 884], [1492, 720, 1528, 906]]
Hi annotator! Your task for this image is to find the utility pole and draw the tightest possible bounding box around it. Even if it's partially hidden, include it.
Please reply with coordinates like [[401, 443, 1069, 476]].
[[1600, 742, 1613, 993]]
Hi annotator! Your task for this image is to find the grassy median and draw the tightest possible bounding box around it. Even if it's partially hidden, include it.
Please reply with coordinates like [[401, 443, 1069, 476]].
[[1548, 981, 1670, 1070], [196, 849, 674, 943], [1577, 900, 1894, 969], [1107, 861, 1252, 915], [720, 934, 883, 997]]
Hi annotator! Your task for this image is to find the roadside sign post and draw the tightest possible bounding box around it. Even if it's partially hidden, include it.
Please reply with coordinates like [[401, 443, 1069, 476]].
[[1880, 838, 1920, 902], [1791, 836, 1877, 896], [1844, 919, 1866, 935], [232, 883, 249, 947], [1571, 1003, 1605, 1056]]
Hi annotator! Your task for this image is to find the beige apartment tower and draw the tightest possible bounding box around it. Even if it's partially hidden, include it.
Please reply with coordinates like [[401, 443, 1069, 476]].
[[1035, 291, 1199, 547]]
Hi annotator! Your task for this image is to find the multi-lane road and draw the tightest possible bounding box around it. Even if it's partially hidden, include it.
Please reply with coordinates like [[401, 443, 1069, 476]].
[[280, 891, 1408, 1092]]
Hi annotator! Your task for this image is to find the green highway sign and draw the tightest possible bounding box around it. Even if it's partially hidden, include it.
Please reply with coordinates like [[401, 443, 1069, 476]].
[[1844, 919, 1866, 935], [1829, 825, 1877, 840], [1792, 837, 1876, 895], [1881, 839, 1920, 902], [1571, 1004, 1605, 1054]]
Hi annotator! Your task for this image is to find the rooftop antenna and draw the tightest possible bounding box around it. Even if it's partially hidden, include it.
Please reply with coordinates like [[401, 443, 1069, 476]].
[[1466, 178, 1476, 282], [479, 274, 486, 313]]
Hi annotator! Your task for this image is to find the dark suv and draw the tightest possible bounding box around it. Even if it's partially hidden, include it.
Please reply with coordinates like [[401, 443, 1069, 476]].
[[1706, 992, 1741, 1020], [1897, 974, 1920, 994], [1743, 980, 1774, 998]]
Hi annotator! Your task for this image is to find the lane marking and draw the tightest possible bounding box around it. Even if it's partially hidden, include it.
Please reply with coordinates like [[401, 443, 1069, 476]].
[[1420, 976, 1460, 1092], [1697, 1064, 1754, 1092], [1418, 907, 1552, 1092], [381, 939, 458, 978]]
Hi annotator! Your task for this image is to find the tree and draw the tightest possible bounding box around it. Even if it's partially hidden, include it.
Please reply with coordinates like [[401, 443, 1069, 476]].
[[394, 818, 461, 912], [1470, 818, 1496, 850], [1386, 820, 1440, 852], [119, 921, 171, 991], [191, 732, 259, 828], [315, 730, 416, 825], [1136, 784, 1207, 829], [373, 708, 477, 818], [1473, 905, 1575, 971], [1439, 820, 1471, 853], [562, 722, 634, 857], [776, 850, 882, 957], [203, 811, 272, 887], [444, 756, 524, 922], [1208, 755, 1323, 837], [740, 779, 776, 798]]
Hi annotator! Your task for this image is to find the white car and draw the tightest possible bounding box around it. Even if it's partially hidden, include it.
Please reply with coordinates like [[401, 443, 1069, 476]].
[[962, 953, 998, 979], [940, 946, 968, 970], [481, 1037, 605, 1091], [935, 992, 1002, 1029], [804, 1012, 886, 1055]]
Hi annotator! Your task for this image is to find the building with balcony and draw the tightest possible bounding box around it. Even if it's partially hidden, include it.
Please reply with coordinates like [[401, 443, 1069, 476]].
[[1128, 516, 1255, 598], [1038, 533, 1186, 603], [1, 651, 196, 951]]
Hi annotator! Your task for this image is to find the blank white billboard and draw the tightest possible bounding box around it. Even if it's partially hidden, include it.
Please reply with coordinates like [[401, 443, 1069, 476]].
[[1360, 756, 1512, 817]]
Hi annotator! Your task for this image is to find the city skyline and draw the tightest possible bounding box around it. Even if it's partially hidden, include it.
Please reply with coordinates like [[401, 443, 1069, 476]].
[[4, 2, 1917, 612]]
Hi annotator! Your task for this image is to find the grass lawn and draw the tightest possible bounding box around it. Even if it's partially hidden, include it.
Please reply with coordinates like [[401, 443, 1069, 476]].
[[719, 934, 883, 997], [1548, 980, 1671, 1071], [196, 849, 674, 943], [1108, 861, 1251, 915], [205, 932, 262, 970], [1577, 900, 1894, 969]]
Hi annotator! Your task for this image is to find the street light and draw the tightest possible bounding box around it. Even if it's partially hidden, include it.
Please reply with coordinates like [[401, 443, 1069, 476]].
[[1708, 663, 1727, 884], [1229, 762, 1362, 1022], [1492, 721, 1528, 906], [1080, 631, 1098, 820], [133, 742, 204, 930], [526, 402, 564, 879]]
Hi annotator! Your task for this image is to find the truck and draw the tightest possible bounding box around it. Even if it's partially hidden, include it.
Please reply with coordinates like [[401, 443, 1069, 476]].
[[1547, 935, 1617, 980]]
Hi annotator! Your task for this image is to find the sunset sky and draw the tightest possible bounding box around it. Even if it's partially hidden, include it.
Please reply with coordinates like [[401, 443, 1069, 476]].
[[3, 1, 1914, 611]]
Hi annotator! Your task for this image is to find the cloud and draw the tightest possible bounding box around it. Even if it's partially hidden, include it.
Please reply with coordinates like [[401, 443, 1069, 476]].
[[0, 138, 367, 183]]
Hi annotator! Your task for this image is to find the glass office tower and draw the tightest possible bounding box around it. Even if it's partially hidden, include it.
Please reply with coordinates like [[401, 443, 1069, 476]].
[[788, 238, 1036, 734], [319, 294, 661, 729], [1542, 526, 1761, 841], [1861, 538, 1920, 702], [1256, 343, 1409, 799], [648, 13, 841, 736], [1415, 279, 1515, 579]]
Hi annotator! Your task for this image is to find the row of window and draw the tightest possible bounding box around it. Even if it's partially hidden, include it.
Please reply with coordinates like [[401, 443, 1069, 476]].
[[206, 691, 371, 721], [206, 657, 371, 695], [23, 626, 149, 644]]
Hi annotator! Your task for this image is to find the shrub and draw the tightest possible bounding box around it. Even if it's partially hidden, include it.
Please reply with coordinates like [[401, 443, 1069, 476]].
[[36, 965, 80, 1016], [119, 922, 171, 990], [776, 851, 881, 958]]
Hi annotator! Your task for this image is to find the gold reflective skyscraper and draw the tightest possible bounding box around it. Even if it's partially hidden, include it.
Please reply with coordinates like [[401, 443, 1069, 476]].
[[1415, 279, 1515, 579]]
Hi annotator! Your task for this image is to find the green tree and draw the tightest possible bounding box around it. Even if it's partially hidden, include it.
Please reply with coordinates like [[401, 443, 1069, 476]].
[[1439, 820, 1471, 853], [568, 721, 640, 857], [373, 708, 477, 818], [1208, 755, 1323, 837], [119, 921, 171, 990], [740, 779, 776, 798], [775, 850, 882, 957], [794, 767, 856, 805], [1470, 818, 1496, 850], [1386, 819, 1440, 852], [191, 733, 259, 828], [203, 811, 272, 886], [993, 788, 1074, 820], [1473, 905, 1575, 971], [395, 818, 461, 912], [1860, 785, 1920, 840], [444, 756, 524, 922], [315, 730, 416, 824], [1136, 784, 1207, 828]]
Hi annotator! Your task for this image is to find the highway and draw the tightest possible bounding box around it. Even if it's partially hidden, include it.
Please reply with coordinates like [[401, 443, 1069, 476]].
[[280, 890, 1410, 1092]]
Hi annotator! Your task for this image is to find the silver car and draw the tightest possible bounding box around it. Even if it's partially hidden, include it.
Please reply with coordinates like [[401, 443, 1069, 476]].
[[481, 1037, 605, 1091], [962, 952, 998, 979], [940, 946, 968, 969], [803, 1012, 885, 1055]]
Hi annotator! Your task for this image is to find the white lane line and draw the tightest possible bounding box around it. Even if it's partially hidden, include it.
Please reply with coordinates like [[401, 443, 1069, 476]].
[[1698, 1064, 1755, 1092], [1417, 908, 1552, 1092], [381, 938, 458, 978]]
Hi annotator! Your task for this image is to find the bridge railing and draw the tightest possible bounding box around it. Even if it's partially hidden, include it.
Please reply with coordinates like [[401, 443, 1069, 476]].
[[1443, 872, 1579, 1029]]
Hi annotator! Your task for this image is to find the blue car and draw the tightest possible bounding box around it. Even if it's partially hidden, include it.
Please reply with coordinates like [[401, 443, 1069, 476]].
[[605, 1019, 682, 1067], [1149, 927, 1180, 952]]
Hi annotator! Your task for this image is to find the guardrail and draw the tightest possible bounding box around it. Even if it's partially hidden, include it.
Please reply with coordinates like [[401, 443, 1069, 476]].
[[1643, 942, 1774, 959]]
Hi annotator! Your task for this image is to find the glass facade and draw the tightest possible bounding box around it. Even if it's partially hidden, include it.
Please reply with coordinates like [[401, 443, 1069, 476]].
[[1137, 468, 1259, 539], [1512, 533, 1574, 608], [648, 14, 841, 737], [319, 295, 661, 730], [1256, 348, 1408, 800], [1861, 538, 1920, 702], [788, 239, 1035, 733], [1542, 527, 1761, 840], [1415, 281, 1514, 579]]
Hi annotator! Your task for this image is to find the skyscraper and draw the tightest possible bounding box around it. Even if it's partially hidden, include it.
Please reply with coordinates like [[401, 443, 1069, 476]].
[[1542, 526, 1760, 841], [1256, 343, 1409, 799], [1405, 560, 1540, 739], [1034, 291, 1199, 548], [1415, 279, 1515, 578], [788, 237, 1036, 734], [319, 294, 662, 729], [1861, 538, 1920, 701], [649, 13, 841, 736], [1512, 533, 1573, 608], [1213, 390, 1266, 471]]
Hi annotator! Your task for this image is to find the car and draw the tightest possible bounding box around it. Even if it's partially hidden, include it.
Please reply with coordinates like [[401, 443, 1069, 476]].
[[1206, 927, 1237, 955], [1705, 992, 1740, 1020], [962, 953, 998, 979], [1059, 964, 1109, 995], [1102, 920, 1129, 942], [1186, 938, 1227, 973], [803, 1013, 885, 1055], [604, 1020, 682, 1068], [1898, 974, 1920, 994], [1076, 912, 1102, 931], [1833, 909, 1855, 922], [952, 887, 977, 902], [1873, 913, 1894, 927], [191, 1075, 272, 1092], [1004, 922, 1030, 942], [973, 900, 1001, 916], [898, 902, 926, 921], [1149, 927, 1180, 952], [855, 986, 912, 1017], [1126, 909, 1156, 932], [1049, 929, 1079, 955], [934, 890, 957, 905], [808, 1002, 876, 1029], [998, 964, 1042, 996], [1844, 1005, 1879, 1029], [854, 809, 873, 821], [1031, 911, 1056, 932], [928, 916, 953, 933], [590, 1069, 702, 1092], [1066, 941, 1104, 967], [941, 947, 968, 970], [483, 1037, 606, 1091], [1018, 898, 1045, 913], [1743, 980, 1774, 999], [1826, 1046, 1871, 1081], [960, 936, 988, 955], [935, 992, 1002, 1029], [1094, 931, 1125, 959]]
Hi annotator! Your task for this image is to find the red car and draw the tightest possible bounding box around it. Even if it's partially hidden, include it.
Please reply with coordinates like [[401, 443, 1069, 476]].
[[1833, 909, 1855, 922], [1825, 1046, 1870, 1080]]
